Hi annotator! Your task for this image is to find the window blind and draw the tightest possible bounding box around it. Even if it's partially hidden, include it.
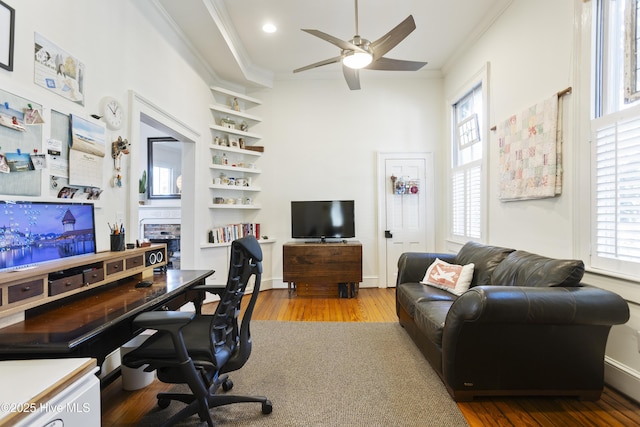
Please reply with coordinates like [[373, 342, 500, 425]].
[[451, 163, 481, 239], [592, 105, 640, 276]]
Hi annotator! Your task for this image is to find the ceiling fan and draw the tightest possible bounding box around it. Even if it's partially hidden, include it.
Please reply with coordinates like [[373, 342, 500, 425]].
[[293, 0, 428, 90]]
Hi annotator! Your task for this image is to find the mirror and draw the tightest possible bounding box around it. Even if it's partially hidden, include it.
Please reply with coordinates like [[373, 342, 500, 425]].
[[147, 137, 182, 199]]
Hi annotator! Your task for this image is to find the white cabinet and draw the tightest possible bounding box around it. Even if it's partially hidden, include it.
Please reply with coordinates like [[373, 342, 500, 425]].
[[0, 358, 100, 427]]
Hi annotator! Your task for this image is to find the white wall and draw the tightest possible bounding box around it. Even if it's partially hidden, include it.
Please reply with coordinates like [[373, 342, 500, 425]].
[[444, 0, 575, 257], [252, 76, 443, 286], [443, 0, 640, 401]]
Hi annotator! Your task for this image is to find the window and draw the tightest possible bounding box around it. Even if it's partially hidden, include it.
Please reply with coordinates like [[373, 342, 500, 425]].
[[593, 0, 640, 277], [450, 84, 483, 241]]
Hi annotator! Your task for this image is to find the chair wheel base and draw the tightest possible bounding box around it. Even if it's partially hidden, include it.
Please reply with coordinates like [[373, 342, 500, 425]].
[[262, 400, 273, 415], [158, 398, 171, 409], [222, 379, 233, 391]]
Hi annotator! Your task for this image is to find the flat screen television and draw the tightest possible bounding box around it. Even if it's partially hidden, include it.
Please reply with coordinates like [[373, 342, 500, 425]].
[[0, 201, 96, 272], [291, 200, 355, 241]]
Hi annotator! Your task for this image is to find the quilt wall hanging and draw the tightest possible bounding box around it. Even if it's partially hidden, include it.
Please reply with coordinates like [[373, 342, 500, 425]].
[[496, 93, 563, 201]]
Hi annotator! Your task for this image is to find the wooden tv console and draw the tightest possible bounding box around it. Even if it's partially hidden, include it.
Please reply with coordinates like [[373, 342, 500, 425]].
[[0, 244, 167, 320], [283, 241, 362, 298]]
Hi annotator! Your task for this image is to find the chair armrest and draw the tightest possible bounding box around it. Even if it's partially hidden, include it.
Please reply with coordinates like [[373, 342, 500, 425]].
[[133, 311, 195, 331], [396, 252, 456, 285], [446, 285, 629, 327], [192, 284, 226, 296]]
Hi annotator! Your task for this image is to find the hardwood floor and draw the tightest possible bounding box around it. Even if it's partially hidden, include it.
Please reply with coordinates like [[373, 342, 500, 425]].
[[101, 288, 640, 426]]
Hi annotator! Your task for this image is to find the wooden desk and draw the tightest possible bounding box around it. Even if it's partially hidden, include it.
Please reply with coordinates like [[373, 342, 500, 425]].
[[283, 241, 362, 298], [0, 269, 214, 368]]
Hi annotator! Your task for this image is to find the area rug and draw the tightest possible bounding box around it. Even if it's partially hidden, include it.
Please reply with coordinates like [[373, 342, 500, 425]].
[[138, 321, 468, 426]]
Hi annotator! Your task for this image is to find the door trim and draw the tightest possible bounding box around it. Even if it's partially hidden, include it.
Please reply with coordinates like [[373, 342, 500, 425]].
[[376, 152, 435, 288]]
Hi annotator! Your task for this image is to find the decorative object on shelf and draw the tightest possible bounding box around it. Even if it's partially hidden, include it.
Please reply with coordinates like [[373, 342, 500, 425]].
[[244, 145, 264, 152], [239, 121, 248, 132], [231, 97, 240, 111], [239, 138, 245, 149], [221, 117, 236, 129], [100, 96, 125, 130]]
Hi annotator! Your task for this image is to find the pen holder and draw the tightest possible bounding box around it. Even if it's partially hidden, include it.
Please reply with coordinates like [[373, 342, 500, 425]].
[[110, 234, 125, 252]]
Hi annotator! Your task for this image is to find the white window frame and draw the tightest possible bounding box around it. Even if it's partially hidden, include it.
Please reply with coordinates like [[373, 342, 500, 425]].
[[589, 0, 640, 280], [447, 65, 489, 245]]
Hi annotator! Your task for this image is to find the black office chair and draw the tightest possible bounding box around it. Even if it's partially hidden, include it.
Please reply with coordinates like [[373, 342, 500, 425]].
[[122, 236, 272, 427]]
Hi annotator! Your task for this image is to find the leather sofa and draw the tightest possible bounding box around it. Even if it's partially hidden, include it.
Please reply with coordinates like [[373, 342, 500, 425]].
[[396, 241, 630, 401]]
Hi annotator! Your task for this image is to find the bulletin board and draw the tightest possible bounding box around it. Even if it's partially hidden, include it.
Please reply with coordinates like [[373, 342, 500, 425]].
[[0, 89, 43, 196]]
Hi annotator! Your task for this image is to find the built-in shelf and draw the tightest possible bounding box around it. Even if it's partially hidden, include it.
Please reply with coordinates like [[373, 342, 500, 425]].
[[210, 86, 262, 106], [209, 184, 261, 192], [209, 124, 262, 140], [200, 239, 274, 249], [208, 204, 261, 210], [209, 104, 262, 122], [209, 164, 261, 174], [209, 144, 262, 157]]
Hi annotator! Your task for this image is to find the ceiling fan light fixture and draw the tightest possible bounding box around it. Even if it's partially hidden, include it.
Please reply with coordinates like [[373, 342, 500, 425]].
[[343, 51, 372, 69]]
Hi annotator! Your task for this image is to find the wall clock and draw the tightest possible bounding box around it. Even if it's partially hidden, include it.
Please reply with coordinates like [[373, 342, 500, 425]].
[[100, 96, 125, 130]]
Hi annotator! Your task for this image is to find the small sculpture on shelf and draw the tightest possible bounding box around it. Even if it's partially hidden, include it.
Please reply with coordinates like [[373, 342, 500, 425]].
[[231, 97, 240, 112]]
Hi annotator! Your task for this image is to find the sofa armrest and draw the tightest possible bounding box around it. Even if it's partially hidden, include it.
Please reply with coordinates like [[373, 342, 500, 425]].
[[396, 252, 457, 286], [445, 285, 629, 327]]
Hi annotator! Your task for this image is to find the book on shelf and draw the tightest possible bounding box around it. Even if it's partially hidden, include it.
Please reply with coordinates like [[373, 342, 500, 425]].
[[208, 223, 260, 244]]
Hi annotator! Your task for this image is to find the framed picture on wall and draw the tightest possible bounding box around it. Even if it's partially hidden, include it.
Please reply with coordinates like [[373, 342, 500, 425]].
[[0, 0, 15, 71]]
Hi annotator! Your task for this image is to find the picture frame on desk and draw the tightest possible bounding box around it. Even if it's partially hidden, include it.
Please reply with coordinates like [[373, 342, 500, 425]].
[[0, 0, 14, 71]]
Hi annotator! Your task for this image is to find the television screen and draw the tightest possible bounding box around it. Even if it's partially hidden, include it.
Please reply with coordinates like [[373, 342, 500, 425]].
[[291, 200, 355, 239], [0, 201, 96, 271]]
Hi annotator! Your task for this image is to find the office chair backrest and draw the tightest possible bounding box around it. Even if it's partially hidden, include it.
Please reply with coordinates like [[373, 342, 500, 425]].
[[212, 236, 263, 373]]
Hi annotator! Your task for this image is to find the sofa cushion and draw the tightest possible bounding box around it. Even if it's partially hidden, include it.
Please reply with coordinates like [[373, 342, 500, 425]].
[[490, 250, 585, 287], [397, 282, 457, 317], [413, 300, 453, 347], [421, 258, 474, 296], [455, 241, 515, 288]]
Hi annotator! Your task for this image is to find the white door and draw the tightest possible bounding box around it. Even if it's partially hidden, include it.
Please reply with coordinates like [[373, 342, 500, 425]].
[[378, 153, 434, 287]]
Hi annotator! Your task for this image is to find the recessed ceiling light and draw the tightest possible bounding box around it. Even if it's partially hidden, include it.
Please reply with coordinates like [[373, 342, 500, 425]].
[[262, 23, 277, 33]]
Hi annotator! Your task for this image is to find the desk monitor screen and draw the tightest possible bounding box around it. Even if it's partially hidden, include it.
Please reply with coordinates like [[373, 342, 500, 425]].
[[0, 200, 96, 272]]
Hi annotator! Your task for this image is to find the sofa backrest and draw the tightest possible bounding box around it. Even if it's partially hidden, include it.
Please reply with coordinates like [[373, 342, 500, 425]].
[[490, 250, 585, 287], [455, 241, 515, 288]]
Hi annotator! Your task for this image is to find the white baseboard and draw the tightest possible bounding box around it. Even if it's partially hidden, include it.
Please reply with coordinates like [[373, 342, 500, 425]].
[[605, 356, 640, 403]]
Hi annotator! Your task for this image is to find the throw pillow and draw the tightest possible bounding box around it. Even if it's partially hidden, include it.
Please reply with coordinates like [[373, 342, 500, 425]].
[[421, 258, 475, 296]]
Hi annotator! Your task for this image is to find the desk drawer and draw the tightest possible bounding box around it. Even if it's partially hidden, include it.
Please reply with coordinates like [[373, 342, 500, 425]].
[[126, 255, 144, 270], [49, 274, 84, 296], [106, 260, 124, 275], [8, 279, 44, 303], [83, 268, 104, 285]]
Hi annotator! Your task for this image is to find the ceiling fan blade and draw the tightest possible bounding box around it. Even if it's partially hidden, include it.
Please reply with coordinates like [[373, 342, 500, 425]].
[[343, 65, 361, 90], [367, 57, 427, 71], [370, 15, 416, 59], [302, 29, 366, 53], [294, 56, 343, 73]]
